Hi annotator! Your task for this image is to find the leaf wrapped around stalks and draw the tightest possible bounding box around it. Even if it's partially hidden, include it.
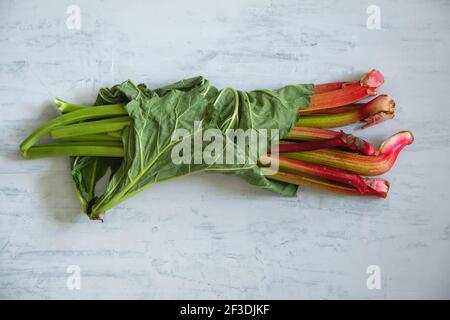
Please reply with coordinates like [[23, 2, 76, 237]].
[[18, 70, 413, 219]]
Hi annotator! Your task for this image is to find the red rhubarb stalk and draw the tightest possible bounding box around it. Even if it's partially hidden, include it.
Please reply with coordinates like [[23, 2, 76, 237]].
[[314, 81, 353, 94], [278, 133, 375, 155], [284, 127, 376, 155], [300, 104, 360, 115], [357, 94, 395, 128], [266, 171, 389, 197], [261, 155, 389, 197], [282, 131, 414, 176], [304, 70, 384, 113]]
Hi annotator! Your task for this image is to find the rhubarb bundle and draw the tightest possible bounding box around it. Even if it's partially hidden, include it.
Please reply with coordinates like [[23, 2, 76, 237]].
[[20, 70, 413, 219]]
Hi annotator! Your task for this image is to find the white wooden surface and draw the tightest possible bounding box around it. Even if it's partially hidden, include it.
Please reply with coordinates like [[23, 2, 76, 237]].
[[1, 0, 450, 299]]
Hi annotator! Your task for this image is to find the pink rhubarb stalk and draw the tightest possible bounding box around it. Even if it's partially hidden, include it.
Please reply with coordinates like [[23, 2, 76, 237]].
[[297, 95, 396, 128], [261, 155, 389, 197], [284, 127, 376, 155], [282, 131, 414, 176], [267, 171, 389, 197], [304, 70, 384, 114]]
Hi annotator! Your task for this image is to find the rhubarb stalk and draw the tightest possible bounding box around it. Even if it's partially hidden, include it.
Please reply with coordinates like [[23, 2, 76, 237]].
[[261, 155, 389, 197], [297, 95, 395, 128], [283, 131, 414, 176], [20, 104, 127, 156], [313, 81, 353, 94], [305, 70, 384, 114], [266, 171, 389, 197], [23, 142, 124, 159], [54, 98, 125, 114], [50, 116, 131, 140], [283, 127, 376, 155]]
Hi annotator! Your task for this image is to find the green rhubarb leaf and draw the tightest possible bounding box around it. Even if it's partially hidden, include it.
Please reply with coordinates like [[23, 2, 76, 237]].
[[84, 78, 314, 218], [71, 156, 121, 213]]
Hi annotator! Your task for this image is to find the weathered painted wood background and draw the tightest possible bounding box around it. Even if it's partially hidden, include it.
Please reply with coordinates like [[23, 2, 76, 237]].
[[1, 0, 449, 299]]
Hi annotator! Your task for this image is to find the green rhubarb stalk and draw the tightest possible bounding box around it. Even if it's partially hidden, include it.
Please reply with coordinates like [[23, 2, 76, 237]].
[[20, 104, 127, 156], [54, 98, 125, 114], [297, 111, 363, 128], [50, 116, 131, 140], [297, 95, 395, 128], [56, 133, 122, 142], [23, 142, 124, 159], [106, 131, 122, 138]]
